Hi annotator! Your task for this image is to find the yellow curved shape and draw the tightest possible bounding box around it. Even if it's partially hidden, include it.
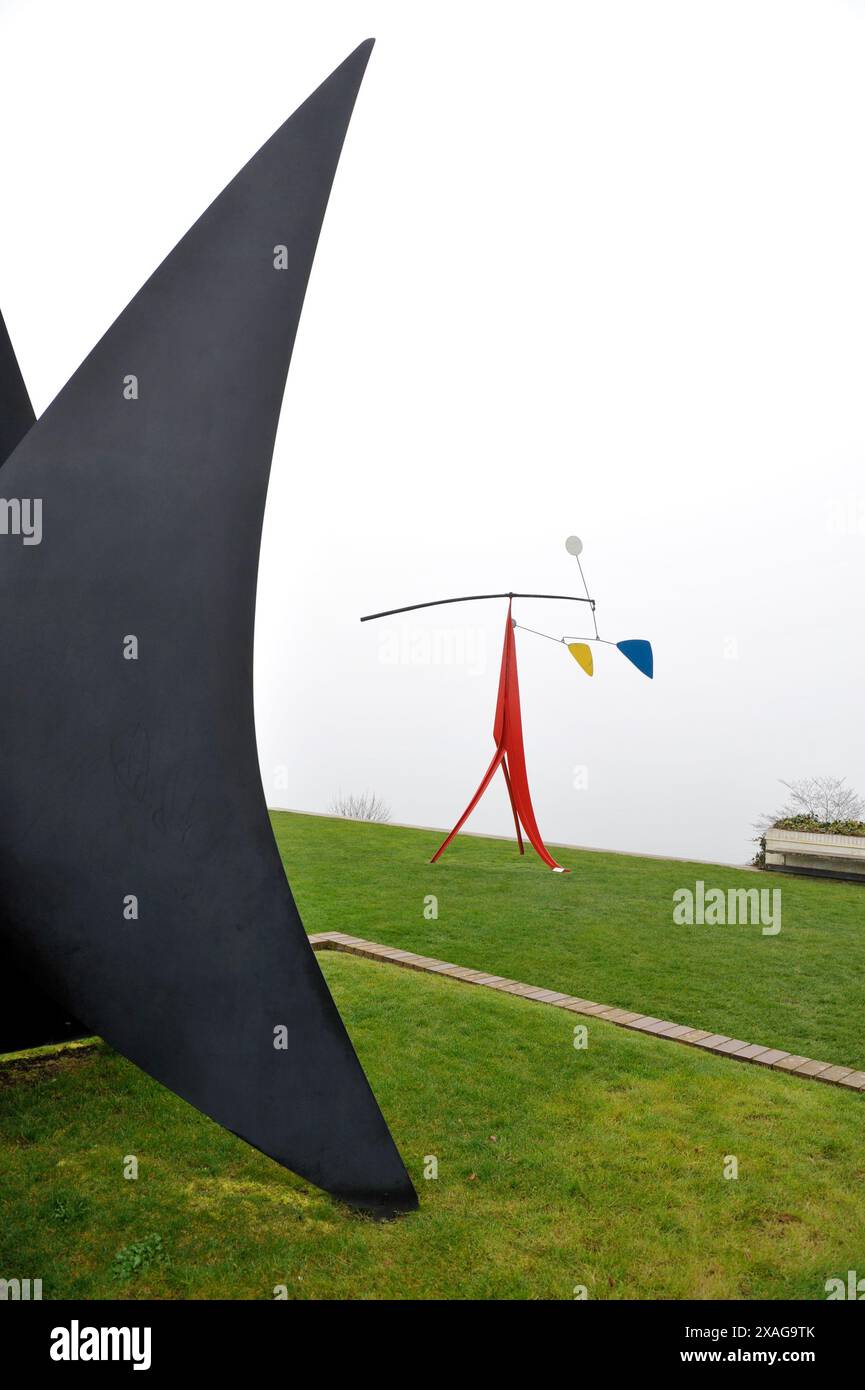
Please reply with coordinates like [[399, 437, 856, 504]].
[[567, 642, 594, 676]]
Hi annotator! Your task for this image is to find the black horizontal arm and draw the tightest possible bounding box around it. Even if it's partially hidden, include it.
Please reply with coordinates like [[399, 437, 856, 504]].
[[360, 592, 595, 622]]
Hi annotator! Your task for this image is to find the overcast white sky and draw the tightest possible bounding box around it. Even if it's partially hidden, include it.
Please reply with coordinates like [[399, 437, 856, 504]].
[[1, 0, 864, 865]]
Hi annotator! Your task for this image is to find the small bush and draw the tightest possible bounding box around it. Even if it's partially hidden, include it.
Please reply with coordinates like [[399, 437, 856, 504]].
[[771, 815, 865, 838], [330, 792, 390, 823], [757, 776, 864, 831]]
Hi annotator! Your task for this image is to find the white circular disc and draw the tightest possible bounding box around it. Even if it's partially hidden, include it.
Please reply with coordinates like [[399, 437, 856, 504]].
[[565, 535, 583, 557]]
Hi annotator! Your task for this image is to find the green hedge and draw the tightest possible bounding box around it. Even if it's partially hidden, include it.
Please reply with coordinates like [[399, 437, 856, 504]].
[[772, 814, 865, 837]]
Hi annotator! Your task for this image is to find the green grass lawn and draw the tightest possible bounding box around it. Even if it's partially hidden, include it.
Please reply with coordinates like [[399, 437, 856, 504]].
[[273, 812, 865, 1070], [3, 950, 865, 1300], [3, 813, 864, 1300]]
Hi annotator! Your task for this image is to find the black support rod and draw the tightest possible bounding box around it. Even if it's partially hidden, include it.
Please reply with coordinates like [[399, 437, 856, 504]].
[[360, 592, 595, 622]]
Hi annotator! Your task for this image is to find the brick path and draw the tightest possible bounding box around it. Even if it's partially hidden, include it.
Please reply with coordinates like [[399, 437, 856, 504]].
[[309, 932, 865, 1093]]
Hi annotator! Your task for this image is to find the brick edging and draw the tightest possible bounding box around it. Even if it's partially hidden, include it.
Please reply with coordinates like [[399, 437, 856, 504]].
[[309, 932, 865, 1094]]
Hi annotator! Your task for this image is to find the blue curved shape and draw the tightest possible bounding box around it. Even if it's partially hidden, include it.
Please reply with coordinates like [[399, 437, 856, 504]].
[[617, 639, 654, 679]]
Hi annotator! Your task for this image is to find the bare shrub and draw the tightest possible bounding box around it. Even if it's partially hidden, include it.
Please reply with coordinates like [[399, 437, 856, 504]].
[[755, 775, 864, 832], [330, 792, 391, 823]]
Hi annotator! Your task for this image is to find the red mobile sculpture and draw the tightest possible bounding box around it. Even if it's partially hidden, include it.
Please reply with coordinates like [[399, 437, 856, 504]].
[[361, 538, 653, 873]]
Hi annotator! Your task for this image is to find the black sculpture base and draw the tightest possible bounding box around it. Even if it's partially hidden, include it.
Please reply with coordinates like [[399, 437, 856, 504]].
[[0, 968, 88, 1054]]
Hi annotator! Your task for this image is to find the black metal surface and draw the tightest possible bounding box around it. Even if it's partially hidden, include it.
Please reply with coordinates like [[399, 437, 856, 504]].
[[0, 309, 35, 462], [0, 40, 417, 1214], [0, 311, 91, 1052]]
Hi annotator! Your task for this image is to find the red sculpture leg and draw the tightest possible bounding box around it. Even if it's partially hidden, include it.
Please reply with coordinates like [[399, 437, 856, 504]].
[[429, 743, 504, 864], [501, 757, 524, 854], [431, 601, 567, 871], [497, 611, 567, 871]]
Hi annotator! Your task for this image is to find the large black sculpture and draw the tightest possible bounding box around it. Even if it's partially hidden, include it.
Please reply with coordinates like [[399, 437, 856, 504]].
[[0, 41, 418, 1215], [1, 310, 89, 1052]]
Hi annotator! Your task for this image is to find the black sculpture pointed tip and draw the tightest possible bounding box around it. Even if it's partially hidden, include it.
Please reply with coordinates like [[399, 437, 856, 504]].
[[336, 37, 375, 82], [334, 36, 375, 75], [0, 309, 36, 467]]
